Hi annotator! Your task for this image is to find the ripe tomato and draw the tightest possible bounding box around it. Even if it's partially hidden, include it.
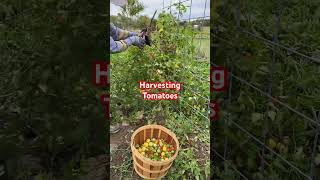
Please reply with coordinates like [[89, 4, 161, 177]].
[[162, 146, 167, 152], [136, 138, 175, 161], [143, 142, 149, 147]]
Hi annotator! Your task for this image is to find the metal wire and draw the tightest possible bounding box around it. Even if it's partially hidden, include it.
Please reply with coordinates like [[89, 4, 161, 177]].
[[169, 71, 209, 114], [162, 0, 210, 61], [180, 99, 208, 119], [183, 85, 209, 101], [181, 15, 210, 21], [172, 105, 207, 133], [215, 18, 320, 64], [212, 149, 249, 180], [227, 116, 312, 180], [181, 66, 210, 82], [168, 65, 209, 133], [211, 63, 320, 127], [214, 1, 320, 177]]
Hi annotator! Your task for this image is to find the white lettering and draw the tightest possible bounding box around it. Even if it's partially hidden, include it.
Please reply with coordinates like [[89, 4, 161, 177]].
[[139, 81, 146, 89], [212, 70, 225, 90]]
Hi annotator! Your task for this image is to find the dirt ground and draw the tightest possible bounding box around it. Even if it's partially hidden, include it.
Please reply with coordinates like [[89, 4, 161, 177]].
[[110, 125, 142, 180], [110, 123, 210, 180]]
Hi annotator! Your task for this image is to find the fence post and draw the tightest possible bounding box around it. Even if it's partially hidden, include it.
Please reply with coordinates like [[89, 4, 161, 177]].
[[170, 0, 172, 14], [188, 0, 193, 22]]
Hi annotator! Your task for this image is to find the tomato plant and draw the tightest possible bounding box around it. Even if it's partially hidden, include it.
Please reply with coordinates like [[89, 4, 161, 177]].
[[0, 0, 108, 179], [111, 7, 210, 179], [214, 0, 320, 179]]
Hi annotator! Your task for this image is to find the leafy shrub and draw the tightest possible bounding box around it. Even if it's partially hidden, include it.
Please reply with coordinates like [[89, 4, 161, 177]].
[[214, 0, 320, 178], [0, 0, 107, 178]]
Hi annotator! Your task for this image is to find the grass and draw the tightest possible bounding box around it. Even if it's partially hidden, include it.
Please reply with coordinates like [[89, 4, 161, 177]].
[[194, 38, 210, 60], [194, 26, 210, 60]]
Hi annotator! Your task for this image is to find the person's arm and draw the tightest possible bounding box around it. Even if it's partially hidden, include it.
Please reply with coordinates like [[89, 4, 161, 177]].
[[110, 23, 138, 41], [110, 36, 128, 53], [110, 35, 146, 53]]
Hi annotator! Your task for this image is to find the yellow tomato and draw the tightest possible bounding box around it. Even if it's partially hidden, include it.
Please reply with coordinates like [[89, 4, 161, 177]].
[[268, 139, 277, 149], [149, 142, 153, 147], [161, 152, 165, 156], [162, 146, 167, 152], [141, 147, 146, 152], [144, 142, 149, 147], [141, 152, 145, 156], [138, 148, 142, 153], [146, 139, 151, 143]]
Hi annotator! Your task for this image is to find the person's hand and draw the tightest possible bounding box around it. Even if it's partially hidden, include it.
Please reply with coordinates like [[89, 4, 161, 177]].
[[138, 32, 145, 37], [139, 27, 152, 37], [124, 36, 146, 48], [133, 36, 146, 47]]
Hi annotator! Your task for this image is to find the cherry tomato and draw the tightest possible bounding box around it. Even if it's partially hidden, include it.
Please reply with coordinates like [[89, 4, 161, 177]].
[[136, 138, 175, 161]]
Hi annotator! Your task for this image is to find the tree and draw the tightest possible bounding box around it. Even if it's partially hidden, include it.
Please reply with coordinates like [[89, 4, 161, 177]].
[[120, 0, 144, 17], [136, 15, 150, 29]]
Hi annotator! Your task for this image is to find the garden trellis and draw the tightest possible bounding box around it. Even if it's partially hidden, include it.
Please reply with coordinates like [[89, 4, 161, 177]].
[[157, 0, 210, 131], [162, 0, 210, 61], [213, 0, 320, 179]]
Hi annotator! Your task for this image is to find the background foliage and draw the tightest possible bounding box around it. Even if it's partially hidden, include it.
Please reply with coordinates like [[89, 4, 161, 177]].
[[213, 0, 320, 179], [0, 0, 108, 179]]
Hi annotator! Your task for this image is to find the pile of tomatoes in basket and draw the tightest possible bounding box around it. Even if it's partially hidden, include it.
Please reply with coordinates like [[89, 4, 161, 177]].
[[135, 138, 176, 161]]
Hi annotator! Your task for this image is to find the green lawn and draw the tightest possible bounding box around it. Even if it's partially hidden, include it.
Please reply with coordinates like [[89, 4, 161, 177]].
[[193, 38, 210, 59], [194, 26, 210, 60]]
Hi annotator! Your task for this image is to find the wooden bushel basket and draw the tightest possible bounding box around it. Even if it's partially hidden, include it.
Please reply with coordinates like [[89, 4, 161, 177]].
[[131, 125, 179, 179]]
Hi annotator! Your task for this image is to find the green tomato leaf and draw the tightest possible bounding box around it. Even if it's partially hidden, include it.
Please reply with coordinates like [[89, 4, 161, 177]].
[[267, 111, 277, 121], [251, 113, 263, 123]]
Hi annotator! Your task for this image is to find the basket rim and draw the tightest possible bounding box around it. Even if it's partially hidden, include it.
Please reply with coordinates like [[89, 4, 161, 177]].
[[131, 124, 180, 166]]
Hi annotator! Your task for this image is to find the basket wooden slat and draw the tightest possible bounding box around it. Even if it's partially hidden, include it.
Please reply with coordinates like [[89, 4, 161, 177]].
[[133, 155, 172, 173], [131, 125, 179, 179]]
